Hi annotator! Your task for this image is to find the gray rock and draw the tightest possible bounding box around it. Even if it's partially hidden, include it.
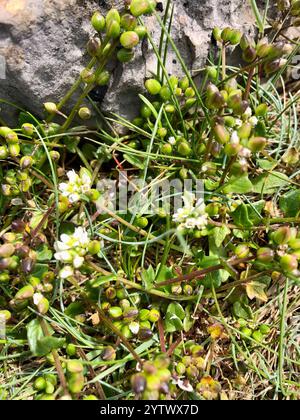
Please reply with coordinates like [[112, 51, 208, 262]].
[[0, 0, 261, 124]]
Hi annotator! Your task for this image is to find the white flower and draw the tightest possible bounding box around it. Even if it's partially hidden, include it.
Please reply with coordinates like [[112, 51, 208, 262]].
[[59, 168, 92, 204], [129, 322, 140, 335], [173, 191, 208, 231], [168, 136, 176, 145], [249, 116, 258, 127], [33, 293, 44, 306], [243, 107, 252, 119], [54, 227, 90, 270], [230, 131, 240, 145], [59, 265, 74, 279], [235, 119, 243, 128], [239, 147, 252, 158]]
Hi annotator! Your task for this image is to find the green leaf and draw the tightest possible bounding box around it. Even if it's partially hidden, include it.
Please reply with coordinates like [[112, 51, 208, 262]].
[[252, 171, 289, 195], [36, 244, 53, 262], [90, 274, 117, 288], [141, 265, 155, 290], [30, 264, 49, 280], [27, 319, 65, 356], [165, 313, 183, 333], [232, 201, 264, 228], [123, 153, 145, 170], [222, 175, 253, 194], [65, 302, 85, 317], [279, 189, 300, 217], [212, 226, 231, 247], [232, 301, 252, 320], [167, 302, 186, 320]]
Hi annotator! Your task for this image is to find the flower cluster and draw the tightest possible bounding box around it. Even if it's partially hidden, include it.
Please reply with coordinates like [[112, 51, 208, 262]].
[[173, 192, 208, 231], [59, 168, 92, 204], [54, 227, 91, 278]]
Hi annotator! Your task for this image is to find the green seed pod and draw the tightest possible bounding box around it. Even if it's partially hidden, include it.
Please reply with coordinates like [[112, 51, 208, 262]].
[[159, 85, 172, 101], [238, 123, 252, 140], [78, 107, 92, 121], [102, 42, 113, 56], [179, 168, 189, 180], [177, 141, 192, 157], [221, 27, 232, 43], [289, 238, 300, 250], [145, 79, 162, 95], [257, 247, 275, 263], [120, 31, 140, 49], [241, 327, 253, 338], [234, 244, 250, 259], [45, 381, 55, 395], [106, 19, 121, 39], [206, 66, 218, 80], [5, 131, 19, 144], [165, 104, 175, 113], [255, 103, 268, 117], [101, 346, 116, 361], [0, 146, 8, 159], [106, 9, 121, 24], [247, 136, 267, 153], [148, 308, 160, 322], [140, 104, 152, 118], [259, 324, 271, 335], [20, 156, 34, 169], [117, 48, 134, 62], [229, 30, 242, 45], [273, 226, 291, 245], [252, 330, 264, 343], [240, 34, 255, 51], [21, 123, 34, 137], [34, 377, 47, 391], [0, 310, 11, 321], [171, 284, 182, 295], [108, 306, 123, 319], [88, 240, 101, 255], [121, 13, 137, 30], [186, 365, 199, 380], [135, 25, 147, 39], [0, 243, 15, 258], [9, 144, 20, 157], [134, 216, 148, 229], [80, 69, 95, 84], [67, 360, 84, 374], [123, 308, 139, 321], [280, 254, 298, 272], [242, 46, 257, 63], [158, 127, 167, 138], [91, 12, 106, 32], [179, 76, 189, 90], [140, 320, 151, 329], [139, 309, 150, 321], [202, 161, 217, 175], [66, 343, 77, 357], [176, 362, 186, 375], [130, 0, 156, 17], [36, 296, 50, 315], [213, 124, 230, 144], [44, 102, 57, 114], [185, 87, 196, 98], [213, 27, 222, 42], [96, 70, 110, 86], [68, 372, 85, 394], [183, 284, 193, 296], [206, 202, 221, 217], [224, 116, 236, 128], [15, 285, 34, 301]]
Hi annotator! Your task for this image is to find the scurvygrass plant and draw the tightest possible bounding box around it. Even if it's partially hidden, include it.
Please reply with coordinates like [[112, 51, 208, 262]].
[[0, 0, 299, 401]]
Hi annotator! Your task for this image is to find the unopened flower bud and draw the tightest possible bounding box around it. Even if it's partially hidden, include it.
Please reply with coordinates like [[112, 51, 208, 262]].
[[91, 12, 106, 32], [44, 102, 57, 114], [96, 70, 110, 86], [130, 0, 156, 17], [80, 68, 95, 84], [117, 48, 134, 62], [257, 247, 275, 263], [20, 156, 34, 169], [15, 284, 35, 300], [273, 226, 292, 245], [78, 107, 92, 120]]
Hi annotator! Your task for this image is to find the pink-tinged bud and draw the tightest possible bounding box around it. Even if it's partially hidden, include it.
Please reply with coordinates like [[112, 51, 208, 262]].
[[280, 254, 298, 272], [213, 124, 230, 144], [130, 0, 156, 17], [120, 31, 140, 49], [15, 284, 35, 300], [273, 226, 292, 245], [91, 12, 106, 32], [247, 136, 267, 152], [257, 247, 275, 263]]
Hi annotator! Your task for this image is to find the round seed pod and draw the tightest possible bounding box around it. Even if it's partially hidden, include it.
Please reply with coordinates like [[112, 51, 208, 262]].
[[0, 243, 15, 258], [121, 13, 137, 30], [120, 31, 140, 49], [130, 0, 156, 17], [68, 372, 85, 394], [0, 146, 8, 159], [234, 244, 250, 259], [136, 216, 148, 229], [161, 143, 173, 155], [242, 46, 257, 63], [206, 66, 218, 80], [221, 27, 233, 43], [101, 346, 116, 361], [145, 79, 162, 95], [44, 102, 57, 114], [96, 70, 110, 86], [106, 19, 121, 39], [106, 9, 121, 24], [108, 306, 123, 319], [213, 27, 222, 42], [87, 37, 101, 56], [255, 103, 268, 117], [179, 76, 189, 90], [20, 156, 34, 169], [135, 25, 147, 39], [21, 123, 34, 137], [273, 226, 292, 245], [9, 144, 20, 157], [67, 360, 84, 374], [91, 12, 106, 32], [131, 374, 147, 394], [15, 285, 35, 301], [80, 69, 95, 84], [257, 247, 275, 263], [280, 254, 298, 272], [148, 308, 160, 322], [78, 107, 92, 120], [140, 104, 152, 118], [177, 141, 192, 157], [213, 124, 230, 144], [117, 48, 134, 62]]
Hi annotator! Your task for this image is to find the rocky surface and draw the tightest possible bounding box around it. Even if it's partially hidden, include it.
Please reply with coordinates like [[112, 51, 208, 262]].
[[0, 0, 263, 123]]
